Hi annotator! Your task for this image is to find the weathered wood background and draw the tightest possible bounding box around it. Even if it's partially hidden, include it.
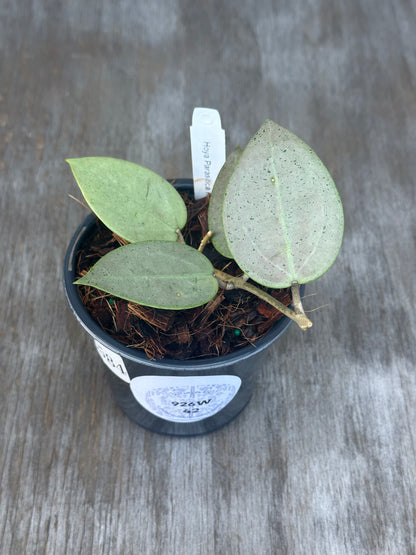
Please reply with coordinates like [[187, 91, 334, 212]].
[[1, 1, 415, 553]]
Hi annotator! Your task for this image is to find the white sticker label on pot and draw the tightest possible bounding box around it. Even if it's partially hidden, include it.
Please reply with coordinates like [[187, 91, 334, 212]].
[[130, 375, 241, 423], [94, 340, 130, 383], [190, 107, 226, 200]]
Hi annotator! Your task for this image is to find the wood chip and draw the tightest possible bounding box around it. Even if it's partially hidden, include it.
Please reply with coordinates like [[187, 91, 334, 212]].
[[128, 303, 175, 332]]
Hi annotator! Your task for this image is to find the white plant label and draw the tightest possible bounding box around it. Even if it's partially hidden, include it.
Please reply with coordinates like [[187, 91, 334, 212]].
[[190, 107, 226, 200], [129, 375, 241, 423], [94, 340, 130, 383]]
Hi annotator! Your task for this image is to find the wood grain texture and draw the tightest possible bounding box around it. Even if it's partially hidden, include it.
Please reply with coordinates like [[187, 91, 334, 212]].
[[1, 0, 415, 553]]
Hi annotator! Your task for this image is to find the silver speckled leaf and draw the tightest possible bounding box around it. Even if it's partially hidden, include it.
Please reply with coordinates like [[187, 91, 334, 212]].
[[75, 241, 218, 310], [208, 147, 242, 258], [222, 120, 344, 287], [67, 157, 187, 243]]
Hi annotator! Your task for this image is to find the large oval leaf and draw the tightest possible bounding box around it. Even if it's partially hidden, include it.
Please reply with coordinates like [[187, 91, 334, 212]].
[[66, 157, 187, 243], [222, 120, 344, 287], [75, 241, 218, 309], [208, 147, 242, 258]]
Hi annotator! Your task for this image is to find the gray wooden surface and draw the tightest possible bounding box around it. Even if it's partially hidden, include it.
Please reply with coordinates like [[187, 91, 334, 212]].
[[1, 1, 415, 553]]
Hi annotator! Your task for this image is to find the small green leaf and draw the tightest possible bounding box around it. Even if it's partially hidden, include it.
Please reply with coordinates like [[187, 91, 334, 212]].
[[75, 241, 219, 310], [66, 157, 187, 243], [208, 147, 242, 258], [223, 120, 344, 287]]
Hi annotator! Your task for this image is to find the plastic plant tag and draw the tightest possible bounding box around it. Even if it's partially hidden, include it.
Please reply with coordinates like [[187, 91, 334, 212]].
[[190, 107, 226, 200], [129, 375, 242, 422], [94, 340, 130, 383]]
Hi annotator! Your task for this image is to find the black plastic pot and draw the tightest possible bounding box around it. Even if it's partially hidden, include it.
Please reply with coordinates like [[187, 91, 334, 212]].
[[63, 180, 296, 436]]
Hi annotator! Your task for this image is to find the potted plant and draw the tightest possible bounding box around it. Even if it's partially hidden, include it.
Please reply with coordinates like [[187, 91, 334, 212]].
[[63, 119, 344, 436]]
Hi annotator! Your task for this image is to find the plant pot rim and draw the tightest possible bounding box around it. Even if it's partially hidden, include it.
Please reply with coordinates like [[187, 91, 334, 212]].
[[63, 179, 296, 371]]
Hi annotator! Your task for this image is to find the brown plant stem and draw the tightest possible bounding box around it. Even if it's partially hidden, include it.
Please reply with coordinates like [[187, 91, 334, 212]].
[[214, 269, 313, 331], [198, 230, 213, 252], [290, 281, 313, 329]]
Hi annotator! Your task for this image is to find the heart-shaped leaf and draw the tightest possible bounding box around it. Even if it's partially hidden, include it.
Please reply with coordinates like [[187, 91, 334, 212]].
[[66, 157, 187, 243], [208, 147, 242, 258], [222, 120, 344, 287], [75, 241, 218, 309]]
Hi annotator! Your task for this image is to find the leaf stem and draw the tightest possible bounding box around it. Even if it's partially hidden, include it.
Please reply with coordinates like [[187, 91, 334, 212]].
[[291, 281, 303, 314], [214, 270, 313, 331], [198, 230, 213, 252], [290, 281, 312, 329], [176, 228, 185, 244]]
